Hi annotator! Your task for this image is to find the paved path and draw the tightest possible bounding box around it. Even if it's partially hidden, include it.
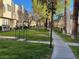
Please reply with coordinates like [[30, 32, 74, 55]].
[[0, 36, 16, 39], [51, 32, 76, 59], [0, 36, 79, 47], [17, 38, 79, 47], [66, 42, 79, 46], [27, 40, 51, 44], [35, 34, 49, 37], [26, 40, 79, 46]]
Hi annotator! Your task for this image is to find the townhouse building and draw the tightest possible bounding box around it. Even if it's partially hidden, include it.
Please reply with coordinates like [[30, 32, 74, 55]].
[[66, 11, 79, 35], [0, 0, 13, 31], [14, 4, 19, 28], [0, 0, 28, 31], [54, 16, 64, 29], [54, 9, 79, 35], [10, 2, 16, 29], [17, 6, 24, 27]]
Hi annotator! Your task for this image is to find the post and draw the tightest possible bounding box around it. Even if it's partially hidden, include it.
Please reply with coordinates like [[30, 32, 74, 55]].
[[50, 2, 54, 48]]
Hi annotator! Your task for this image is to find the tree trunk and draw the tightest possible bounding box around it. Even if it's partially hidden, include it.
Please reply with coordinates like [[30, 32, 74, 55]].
[[36, 20, 39, 30], [71, 0, 79, 39], [28, 20, 31, 28], [45, 18, 48, 30], [63, 0, 67, 34]]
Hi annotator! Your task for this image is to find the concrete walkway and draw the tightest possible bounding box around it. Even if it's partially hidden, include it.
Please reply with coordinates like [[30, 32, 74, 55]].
[[26, 40, 79, 46], [27, 40, 51, 44], [0, 35, 79, 47], [0, 35, 78, 46], [51, 32, 76, 59], [0, 36, 16, 39], [66, 42, 79, 46]]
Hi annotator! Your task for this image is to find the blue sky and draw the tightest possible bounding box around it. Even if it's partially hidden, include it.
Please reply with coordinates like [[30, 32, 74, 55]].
[[70, 0, 74, 12], [13, 0, 33, 13], [13, 0, 74, 13]]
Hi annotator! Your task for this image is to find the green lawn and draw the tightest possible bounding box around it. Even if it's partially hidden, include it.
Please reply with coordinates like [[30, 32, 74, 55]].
[[53, 28, 79, 43], [71, 46, 79, 59], [0, 40, 52, 59], [0, 29, 50, 41]]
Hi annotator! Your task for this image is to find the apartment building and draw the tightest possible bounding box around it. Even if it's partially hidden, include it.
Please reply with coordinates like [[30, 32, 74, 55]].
[[17, 6, 24, 27], [0, 0, 12, 31], [54, 9, 79, 35], [67, 12, 79, 35], [0, 0, 28, 31], [17, 5, 28, 28], [14, 4, 19, 27]]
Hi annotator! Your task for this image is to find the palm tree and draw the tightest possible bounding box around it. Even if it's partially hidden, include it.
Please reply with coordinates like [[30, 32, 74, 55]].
[[71, 0, 79, 39]]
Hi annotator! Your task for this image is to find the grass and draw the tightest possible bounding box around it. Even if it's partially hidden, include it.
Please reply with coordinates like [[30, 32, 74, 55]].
[[71, 46, 79, 59], [0, 29, 50, 41], [0, 40, 52, 59], [26, 29, 50, 41], [53, 28, 79, 43]]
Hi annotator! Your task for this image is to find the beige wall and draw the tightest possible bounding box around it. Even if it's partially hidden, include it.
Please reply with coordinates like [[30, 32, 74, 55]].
[[0, 18, 3, 26], [3, 0, 12, 18], [30, 21, 36, 26], [0, 0, 28, 29], [54, 21, 58, 27], [0, 0, 3, 16], [58, 18, 64, 28], [0, 0, 3, 26], [55, 17, 64, 29], [15, 4, 19, 20], [0, 0, 15, 29]]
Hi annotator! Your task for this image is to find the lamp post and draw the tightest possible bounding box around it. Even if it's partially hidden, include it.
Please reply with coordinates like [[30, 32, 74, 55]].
[[47, 0, 56, 48]]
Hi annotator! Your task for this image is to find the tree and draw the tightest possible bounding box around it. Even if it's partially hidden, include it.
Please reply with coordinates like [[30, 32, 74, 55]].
[[63, 0, 67, 34], [55, 0, 64, 15], [32, 0, 49, 29], [71, 0, 79, 39]]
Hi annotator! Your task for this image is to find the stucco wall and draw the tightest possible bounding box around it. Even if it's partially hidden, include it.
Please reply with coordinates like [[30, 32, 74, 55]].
[[0, 18, 3, 26], [3, 0, 12, 18]]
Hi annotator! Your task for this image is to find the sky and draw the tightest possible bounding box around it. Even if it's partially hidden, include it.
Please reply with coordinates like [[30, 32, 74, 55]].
[[13, 0, 33, 13], [70, 0, 74, 12], [13, 0, 74, 13]]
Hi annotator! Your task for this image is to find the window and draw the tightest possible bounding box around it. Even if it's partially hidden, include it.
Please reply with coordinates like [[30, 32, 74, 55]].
[[7, 4, 11, 11], [3, 4, 5, 12]]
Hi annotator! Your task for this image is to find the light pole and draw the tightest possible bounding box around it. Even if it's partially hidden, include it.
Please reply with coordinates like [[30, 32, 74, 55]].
[[47, 0, 56, 48]]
